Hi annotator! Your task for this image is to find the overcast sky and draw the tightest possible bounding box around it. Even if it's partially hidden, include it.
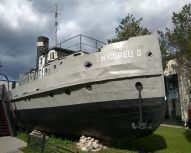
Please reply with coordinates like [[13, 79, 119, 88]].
[[0, 0, 190, 81]]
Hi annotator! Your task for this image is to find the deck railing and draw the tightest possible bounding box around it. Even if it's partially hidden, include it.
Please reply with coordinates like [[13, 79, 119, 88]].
[[55, 34, 106, 53]]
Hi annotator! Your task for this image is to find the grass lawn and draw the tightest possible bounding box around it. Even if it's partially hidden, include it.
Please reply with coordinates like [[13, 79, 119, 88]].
[[111, 126, 191, 153], [17, 125, 191, 153]]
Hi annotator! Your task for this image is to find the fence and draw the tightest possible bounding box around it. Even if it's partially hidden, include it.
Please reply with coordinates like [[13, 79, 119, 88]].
[[27, 133, 79, 153]]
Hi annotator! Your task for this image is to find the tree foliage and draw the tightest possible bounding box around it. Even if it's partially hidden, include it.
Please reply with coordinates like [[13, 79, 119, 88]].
[[108, 14, 151, 43], [159, 4, 191, 64]]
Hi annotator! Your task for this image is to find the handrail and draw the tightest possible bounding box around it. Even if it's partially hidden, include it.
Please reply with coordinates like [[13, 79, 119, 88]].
[[56, 34, 80, 47], [3, 85, 15, 118], [0, 73, 9, 90], [0, 84, 16, 136], [81, 34, 106, 44], [54, 34, 106, 53], [81, 42, 99, 49], [65, 43, 80, 50]]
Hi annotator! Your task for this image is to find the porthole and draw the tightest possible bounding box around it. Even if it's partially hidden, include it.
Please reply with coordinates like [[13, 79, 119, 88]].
[[65, 89, 71, 95], [50, 93, 54, 97], [86, 85, 92, 91], [146, 51, 152, 57], [84, 61, 92, 68]]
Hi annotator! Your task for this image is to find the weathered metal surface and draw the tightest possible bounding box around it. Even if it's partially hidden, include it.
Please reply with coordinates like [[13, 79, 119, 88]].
[[11, 34, 165, 142], [12, 34, 164, 100]]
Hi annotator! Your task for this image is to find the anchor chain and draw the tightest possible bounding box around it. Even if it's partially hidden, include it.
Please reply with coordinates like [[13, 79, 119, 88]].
[[132, 82, 152, 130]]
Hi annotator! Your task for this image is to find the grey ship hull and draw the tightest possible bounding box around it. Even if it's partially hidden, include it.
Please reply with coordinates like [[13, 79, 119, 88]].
[[14, 76, 165, 141], [11, 34, 165, 142]]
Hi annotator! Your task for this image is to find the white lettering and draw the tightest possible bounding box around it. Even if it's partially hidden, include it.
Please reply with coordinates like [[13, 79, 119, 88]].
[[123, 51, 128, 58], [100, 49, 143, 62], [113, 53, 118, 60], [128, 50, 134, 57], [118, 52, 123, 59], [101, 55, 106, 62], [137, 49, 142, 56]]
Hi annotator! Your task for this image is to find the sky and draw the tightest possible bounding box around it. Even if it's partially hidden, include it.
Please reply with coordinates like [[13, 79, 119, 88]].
[[0, 0, 190, 81]]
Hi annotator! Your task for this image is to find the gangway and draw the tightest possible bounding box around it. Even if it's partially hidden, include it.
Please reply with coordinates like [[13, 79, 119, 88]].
[[0, 85, 15, 136]]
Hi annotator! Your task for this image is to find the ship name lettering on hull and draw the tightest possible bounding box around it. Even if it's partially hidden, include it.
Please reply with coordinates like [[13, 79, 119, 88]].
[[101, 49, 143, 62]]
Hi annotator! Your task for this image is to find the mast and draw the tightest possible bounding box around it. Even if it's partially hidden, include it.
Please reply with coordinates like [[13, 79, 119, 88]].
[[51, 4, 59, 46]]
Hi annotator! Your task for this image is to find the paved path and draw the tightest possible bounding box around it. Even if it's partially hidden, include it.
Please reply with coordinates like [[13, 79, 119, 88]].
[[161, 120, 188, 129], [160, 124, 187, 129], [0, 136, 27, 153]]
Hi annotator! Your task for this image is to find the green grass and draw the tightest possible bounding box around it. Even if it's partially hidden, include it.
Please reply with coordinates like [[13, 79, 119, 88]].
[[20, 147, 39, 153], [17, 126, 191, 153], [108, 126, 191, 153], [16, 131, 28, 142]]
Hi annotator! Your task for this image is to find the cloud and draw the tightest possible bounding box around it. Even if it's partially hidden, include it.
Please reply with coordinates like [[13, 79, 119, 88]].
[[0, 0, 190, 80], [0, 0, 47, 30], [122, 0, 191, 31]]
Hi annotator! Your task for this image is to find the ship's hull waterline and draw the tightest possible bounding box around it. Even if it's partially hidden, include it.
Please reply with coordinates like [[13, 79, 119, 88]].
[[15, 98, 164, 142], [13, 76, 165, 141]]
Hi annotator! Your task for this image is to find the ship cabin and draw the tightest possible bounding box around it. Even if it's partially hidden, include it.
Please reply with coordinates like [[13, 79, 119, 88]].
[[19, 35, 106, 85], [38, 47, 75, 79]]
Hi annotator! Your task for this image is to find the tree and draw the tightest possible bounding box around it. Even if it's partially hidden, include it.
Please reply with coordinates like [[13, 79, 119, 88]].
[[108, 14, 151, 43], [159, 4, 191, 63], [159, 4, 191, 125]]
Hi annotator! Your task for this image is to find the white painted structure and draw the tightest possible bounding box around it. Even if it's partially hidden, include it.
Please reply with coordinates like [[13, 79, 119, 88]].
[[0, 80, 19, 90], [164, 59, 191, 125], [48, 50, 58, 62]]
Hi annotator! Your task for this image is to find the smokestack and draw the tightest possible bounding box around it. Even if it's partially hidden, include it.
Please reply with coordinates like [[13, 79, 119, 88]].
[[36, 36, 49, 68]]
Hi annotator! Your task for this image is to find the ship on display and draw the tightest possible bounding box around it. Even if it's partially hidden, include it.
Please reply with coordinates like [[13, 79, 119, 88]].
[[11, 34, 165, 142]]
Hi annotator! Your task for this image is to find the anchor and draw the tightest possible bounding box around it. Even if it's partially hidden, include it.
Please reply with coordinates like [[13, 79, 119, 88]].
[[132, 82, 152, 130]]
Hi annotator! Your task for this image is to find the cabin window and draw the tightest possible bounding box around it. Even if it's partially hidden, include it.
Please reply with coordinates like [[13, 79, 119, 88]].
[[12, 81, 16, 89], [40, 58, 42, 64], [54, 65, 56, 69], [50, 52, 55, 60]]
